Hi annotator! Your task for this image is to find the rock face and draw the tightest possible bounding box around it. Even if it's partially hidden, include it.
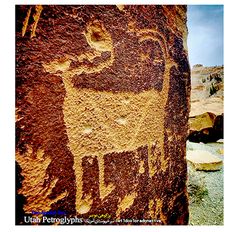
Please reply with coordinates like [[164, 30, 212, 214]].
[[16, 5, 190, 225], [188, 65, 223, 143]]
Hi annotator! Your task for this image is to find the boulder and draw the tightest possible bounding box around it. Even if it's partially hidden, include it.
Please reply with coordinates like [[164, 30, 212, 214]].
[[187, 150, 223, 171], [189, 112, 216, 132], [188, 65, 223, 143], [216, 139, 224, 143], [188, 112, 223, 143]]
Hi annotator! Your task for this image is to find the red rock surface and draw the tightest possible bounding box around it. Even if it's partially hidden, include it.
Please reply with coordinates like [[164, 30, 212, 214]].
[[16, 5, 190, 225]]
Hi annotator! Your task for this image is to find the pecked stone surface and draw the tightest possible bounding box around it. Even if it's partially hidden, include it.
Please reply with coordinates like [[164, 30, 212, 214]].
[[16, 5, 190, 225]]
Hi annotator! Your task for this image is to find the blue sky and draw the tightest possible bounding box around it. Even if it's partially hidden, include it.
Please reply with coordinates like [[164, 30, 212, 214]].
[[187, 5, 224, 67]]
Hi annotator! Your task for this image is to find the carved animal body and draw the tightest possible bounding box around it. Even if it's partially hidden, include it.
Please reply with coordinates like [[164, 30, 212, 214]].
[[16, 5, 190, 225]]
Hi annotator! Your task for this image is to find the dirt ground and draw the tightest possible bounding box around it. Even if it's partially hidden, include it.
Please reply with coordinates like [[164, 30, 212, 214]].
[[187, 141, 224, 225]]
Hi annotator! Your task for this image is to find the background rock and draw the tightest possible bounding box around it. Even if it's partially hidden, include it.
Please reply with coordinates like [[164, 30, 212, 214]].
[[187, 149, 223, 171], [187, 141, 223, 225], [188, 65, 223, 143]]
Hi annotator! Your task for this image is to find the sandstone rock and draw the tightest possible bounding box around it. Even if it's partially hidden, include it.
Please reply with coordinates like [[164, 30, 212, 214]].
[[189, 112, 216, 132], [188, 113, 223, 143], [16, 5, 190, 225], [216, 139, 224, 143], [187, 150, 223, 171], [188, 65, 223, 143], [192, 64, 203, 68], [190, 97, 223, 117]]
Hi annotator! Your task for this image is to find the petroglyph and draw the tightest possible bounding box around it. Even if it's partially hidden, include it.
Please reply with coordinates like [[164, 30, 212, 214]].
[[31, 5, 43, 38], [22, 6, 32, 37], [148, 197, 168, 224], [16, 146, 67, 214], [116, 192, 137, 217], [21, 5, 43, 38], [84, 20, 113, 52], [77, 194, 93, 214], [139, 160, 145, 174], [43, 19, 178, 215], [116, 5, 125, 11], [16, 5, 190, 224], [130, 23, 179, 174]]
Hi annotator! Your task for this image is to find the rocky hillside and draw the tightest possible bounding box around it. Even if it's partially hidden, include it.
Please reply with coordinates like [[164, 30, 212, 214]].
[[187, 65, 224, 225], [188, 65, 224, 143]]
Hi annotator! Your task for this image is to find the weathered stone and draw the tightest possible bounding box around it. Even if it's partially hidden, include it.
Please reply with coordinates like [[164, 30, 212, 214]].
[[190, 97, 223, 117], [16, 5, 190, 225], [189, 112, 216, 132], [188, 112, 223, 143], [216, 139, 224, 143], [188, 65, 223, 143], [187, 150, 223, 171]]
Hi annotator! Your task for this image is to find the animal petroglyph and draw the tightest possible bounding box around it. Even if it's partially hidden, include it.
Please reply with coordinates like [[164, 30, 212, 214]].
[[16, 6, 190, 224], [43, 19, 178, 215], [16, 146, 67, 214]]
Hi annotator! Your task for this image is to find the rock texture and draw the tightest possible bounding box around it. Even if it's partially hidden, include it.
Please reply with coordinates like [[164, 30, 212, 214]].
[[188, 65, 223, 143], [16, 5, 190, 225]]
